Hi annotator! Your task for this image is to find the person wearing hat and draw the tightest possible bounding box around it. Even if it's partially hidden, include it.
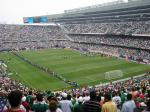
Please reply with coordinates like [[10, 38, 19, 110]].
[[59, 93, 73, 112], [21, 96, 30, 112], [73, 96, 84, 112]]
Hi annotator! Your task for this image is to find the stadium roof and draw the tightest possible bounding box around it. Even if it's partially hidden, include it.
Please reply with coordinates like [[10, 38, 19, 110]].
[[24, 0, 150, 23], [61, 0, 150, 16]]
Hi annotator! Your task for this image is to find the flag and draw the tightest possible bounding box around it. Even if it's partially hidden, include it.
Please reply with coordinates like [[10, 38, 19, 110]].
[[0, 97, 7, 112]]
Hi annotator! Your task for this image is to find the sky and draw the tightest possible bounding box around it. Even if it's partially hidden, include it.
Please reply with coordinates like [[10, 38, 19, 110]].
[[0, 0, 118, 24]]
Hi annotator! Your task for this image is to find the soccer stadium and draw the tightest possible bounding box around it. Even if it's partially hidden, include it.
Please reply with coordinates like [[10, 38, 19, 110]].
[[0, 0, 150, 112]]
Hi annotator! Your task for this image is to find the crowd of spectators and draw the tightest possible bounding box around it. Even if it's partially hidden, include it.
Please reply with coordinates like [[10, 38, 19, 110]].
[[0, 23, 150, 63], [0, 24, 68, 50], [0, 76, 27, 94], [64, 21, 150, 34], [68, 43, 150, 63], [0, 24, 66, 41], [0, 73, 150, 112], [69, 35, 150, 50], [1, 40, 71, 51], [63, 20, 150, 63]]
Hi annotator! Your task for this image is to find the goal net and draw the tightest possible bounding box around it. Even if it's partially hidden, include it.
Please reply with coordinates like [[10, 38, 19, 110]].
[[105, 70, 123, 81]]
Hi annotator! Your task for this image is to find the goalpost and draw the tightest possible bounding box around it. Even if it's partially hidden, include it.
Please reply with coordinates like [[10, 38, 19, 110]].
[[105, 70, 123, 81]]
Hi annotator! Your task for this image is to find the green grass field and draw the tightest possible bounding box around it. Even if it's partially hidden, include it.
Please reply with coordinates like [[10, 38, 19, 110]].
[[0, 49, 150, 90]]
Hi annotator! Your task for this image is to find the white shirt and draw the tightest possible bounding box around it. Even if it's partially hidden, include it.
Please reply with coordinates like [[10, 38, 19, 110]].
[[46, 108, 62, 112], [83, 96, 90, 102]]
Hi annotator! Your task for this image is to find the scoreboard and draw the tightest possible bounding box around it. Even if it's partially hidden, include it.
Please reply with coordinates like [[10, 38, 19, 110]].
[[23, 16, 48, 23]]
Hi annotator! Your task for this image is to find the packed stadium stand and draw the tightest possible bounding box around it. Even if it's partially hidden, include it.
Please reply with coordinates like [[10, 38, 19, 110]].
[[0, 24, 69, 51], [54, 0, 150, 63], [0, 0, 150, 112]]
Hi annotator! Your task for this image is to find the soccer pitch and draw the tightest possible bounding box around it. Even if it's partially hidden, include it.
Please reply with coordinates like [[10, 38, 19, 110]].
[[0, 49, 150, 90]]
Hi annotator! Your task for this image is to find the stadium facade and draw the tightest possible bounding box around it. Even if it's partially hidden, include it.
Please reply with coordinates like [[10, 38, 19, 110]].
[[23, 0, 150, 24]]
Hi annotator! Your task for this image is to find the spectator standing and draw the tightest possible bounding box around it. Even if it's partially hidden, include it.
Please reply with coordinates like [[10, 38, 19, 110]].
[[26, 91, 34, 108], [21, 96, 30, 112], [73, 96, 84, 112], [112, 92, 121, 109], [121, 94, 136, 112], [143, 94, 150, 112], [83, 90, 101, 112], [6, 90, 25, 112], [0, 92, 7, 112], [102, 93, 117, 112], [32, 93, 48, 112], [46, 100, 62, 112], [59, 93, 73, 112]]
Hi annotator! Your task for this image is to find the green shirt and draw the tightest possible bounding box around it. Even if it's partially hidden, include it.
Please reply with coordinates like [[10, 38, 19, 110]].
[[73, 103, 84, 112], [32, 103, 49, 112], [26, 95, 33, 106]]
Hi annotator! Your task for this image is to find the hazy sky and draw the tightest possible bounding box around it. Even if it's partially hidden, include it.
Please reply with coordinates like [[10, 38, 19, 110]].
[[0, 0, 118, 24]]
